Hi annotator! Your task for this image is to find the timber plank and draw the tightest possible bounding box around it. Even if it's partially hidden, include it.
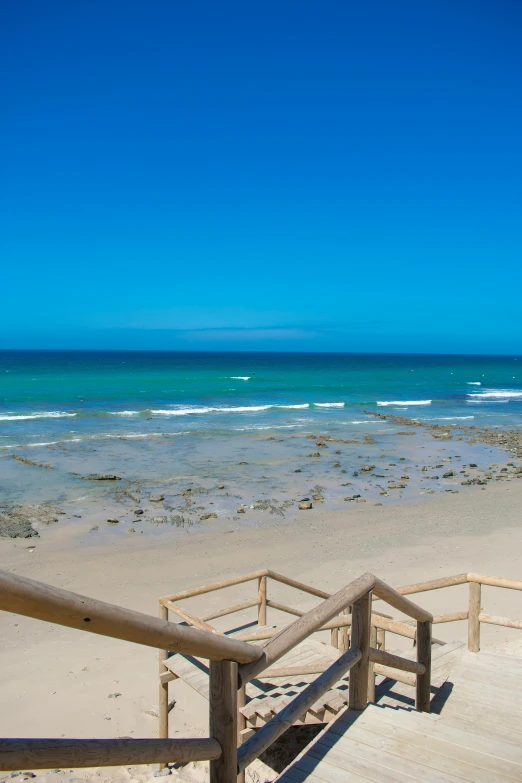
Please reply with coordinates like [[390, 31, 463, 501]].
[[308, 735, 475, 783], [331, 720, 521, 783]]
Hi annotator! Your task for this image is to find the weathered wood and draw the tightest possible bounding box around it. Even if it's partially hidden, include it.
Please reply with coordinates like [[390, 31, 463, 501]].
[[468, 581, 481, 652], [479, 613, 522, 630], [160, 599, 219, 633], [258, 576, 267, 626], [237, 646, 361, 772], [339, 608, 350, 654], [372, 664, 415, 687], [203, 599, 259, 622], [390, 573, 469, 596], [158, 604, 169, 770], [376, 628, 385, 651], [468, 573, 522, 591], [368, 625, 376, 702], [164, 570, 269, 601], [266, 599, 303, 617], [209, 660, 238, 783], [433, 611, 468, 624], [238, 572, 375, 685], [369, 646, 426, 675], [159, 670, 178, 685], [0, 569, 262, 664], [372, 577, 433, 622], [330, 628, 339, 648], [261, 659, 338, 678], [348, 593, 370, 710], [266, 570, 331, 599], [0, 738, 221, 771], [416, 620, 432, 712], [158, 605, 169, 741]]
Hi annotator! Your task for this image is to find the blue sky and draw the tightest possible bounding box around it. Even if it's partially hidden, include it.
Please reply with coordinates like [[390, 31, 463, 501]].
[[2, 0, 522, 353]]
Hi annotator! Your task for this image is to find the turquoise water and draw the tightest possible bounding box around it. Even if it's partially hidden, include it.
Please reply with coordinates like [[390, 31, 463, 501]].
[[1, 350, 521, 450]]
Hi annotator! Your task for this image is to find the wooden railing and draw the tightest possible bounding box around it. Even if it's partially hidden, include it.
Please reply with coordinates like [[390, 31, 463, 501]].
[[0, 569, 260, 775], [373, 572, 522, 652], [1, 567, 520, 781]]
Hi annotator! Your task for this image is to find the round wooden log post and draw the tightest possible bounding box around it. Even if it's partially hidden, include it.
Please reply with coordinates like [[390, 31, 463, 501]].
[[158, 604, 169, 770], [468, 581, 481, 652], [348, 592, 371, 711], [209, 660, 238, 783], [368, 625, 377, 703], [330, 627, 339, 648], [339, 608, 350, 654], [237, 684, 246, 783], [258, 576, 267, 626], [376, 627, 385, 651], [415, 620, 432, 713]]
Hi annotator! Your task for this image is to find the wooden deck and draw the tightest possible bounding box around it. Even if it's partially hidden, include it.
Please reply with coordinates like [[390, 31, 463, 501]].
[[276, 651, 522, 782]]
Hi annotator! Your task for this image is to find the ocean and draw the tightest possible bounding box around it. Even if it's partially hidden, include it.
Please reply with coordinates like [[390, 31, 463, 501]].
[[1, 350, 521, 511], [1, 351, 521, 448]]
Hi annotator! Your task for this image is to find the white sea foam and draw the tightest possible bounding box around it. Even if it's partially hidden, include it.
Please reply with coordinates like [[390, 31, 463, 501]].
[[467, 382, 481, 385], [434, 416, 475, 420], [111, 410, 140, 416], [314, 402, 345, 408], [230, 376, 251, 380], [377, 400, 432, 407], [0, 411, 77, 421], [150, 405, 271, 415], [467, 390, 522, 399], [349, 420, 379, 424], [278, 404, 309, 409]]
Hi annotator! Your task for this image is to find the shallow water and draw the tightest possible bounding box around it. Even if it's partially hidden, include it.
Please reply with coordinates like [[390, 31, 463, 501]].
[[1, 350, 520, 513]]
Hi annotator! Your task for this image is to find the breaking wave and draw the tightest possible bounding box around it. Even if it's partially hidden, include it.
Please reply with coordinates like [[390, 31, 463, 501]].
[[467, 390, 522, 399], [0, 411, 77, 421], [377, 400, 432, 407]]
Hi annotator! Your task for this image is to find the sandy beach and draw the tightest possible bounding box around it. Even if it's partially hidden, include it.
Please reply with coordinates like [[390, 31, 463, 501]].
[[1, 475, 521, 782]]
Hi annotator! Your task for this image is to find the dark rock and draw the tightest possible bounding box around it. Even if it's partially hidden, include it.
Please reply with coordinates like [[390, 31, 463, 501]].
[[107, 518, 119, 524], [200, 513, 217, 520], [82, 474, 121, 481], [294, 469, 302, 473], [469, 463, 478, 468], [218, 484, 225, 489], [149, 493, 165, 502], [237, 508, 246, 513], [134, 509, 144, 515], [308, 452, 321, 457], [442, 471, 455, 478]]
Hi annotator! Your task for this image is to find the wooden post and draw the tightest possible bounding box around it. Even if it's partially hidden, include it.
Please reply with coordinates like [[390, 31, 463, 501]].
[[258, 576, 267, 626], [158, 604, 169, 770], [416, 620, 431, 713], [340, 608, 350, 654], [468, 581, 481, 652], [237, 684, 246, 783], [368, 625, 377, 703], [330, 627, 339, 649], [376, 627, 385, 651], [209, 660, 238, 783], [348, 593, 370, 711]]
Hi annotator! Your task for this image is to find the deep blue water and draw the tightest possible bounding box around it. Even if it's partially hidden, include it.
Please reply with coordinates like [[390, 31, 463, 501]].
[[1, 350, 521, 450]]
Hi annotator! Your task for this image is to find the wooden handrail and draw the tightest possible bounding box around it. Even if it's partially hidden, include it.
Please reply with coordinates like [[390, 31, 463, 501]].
[[265, 570, 331, 599], [372, 577, 433, 622], [0, 570, 262, 665], [369, 647, 426, 675], [238, 573, 376, 685], [162, 569, 269, 602], [391, 573, 469, 596], [0, 738, 221, 771], [468, 573, 522, 591], [237, 646, 362, 772]]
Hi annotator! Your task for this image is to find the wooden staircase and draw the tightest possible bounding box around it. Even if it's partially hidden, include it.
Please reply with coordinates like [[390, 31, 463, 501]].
[[163, 637, 466, 733], [276, 650, 522, 782]]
